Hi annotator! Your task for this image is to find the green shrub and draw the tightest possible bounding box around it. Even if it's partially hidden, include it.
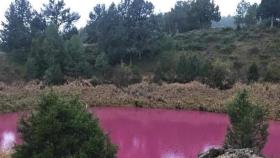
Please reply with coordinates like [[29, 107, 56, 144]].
[[219, 43, 236, 54], [12, 92, 117, 158], [44, 64, 65, 85], [153, 51, 176, 83], [95, 52, 110, 76], [183, 42, 207, 51], [176, 54, 209, 83], [264, 63, 280, 82], [112, 64, 142, 87], [247, 63, 259, 83], [0, 55, 25, 83], [206, 61, 235, 90], [64, 35, 92, 78], [224, 90, 268, 154]]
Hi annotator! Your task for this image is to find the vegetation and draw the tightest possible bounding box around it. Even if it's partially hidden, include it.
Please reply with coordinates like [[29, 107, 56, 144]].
[[224, 90, 268, 154], [264, 63, 280, 83], [12, 92, 116, 158], [1, 81, 280, 120], [0, 0, 33, 63], [1, 0, 280, 89], [234, 0, 258, 28], [247, 63, 259, 83], [0, 0, 279, 112], [176, 54, 208, 83], [258, 0, 280, 28], [164, 0, 221, 33], [0, 0, 279, 156]]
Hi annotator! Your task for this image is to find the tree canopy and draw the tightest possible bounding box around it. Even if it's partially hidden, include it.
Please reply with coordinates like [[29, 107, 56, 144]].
[[258, 0, 280, 27], [165, 0, 221, 33], [0, 0, 33, 62], [234, 0, 258, 28], [42, 0, 80, 31], [86, 0, 161, 65]]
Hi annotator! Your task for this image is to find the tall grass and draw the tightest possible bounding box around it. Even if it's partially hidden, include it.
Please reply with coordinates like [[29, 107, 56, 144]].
[[1, 80, 280, 120]]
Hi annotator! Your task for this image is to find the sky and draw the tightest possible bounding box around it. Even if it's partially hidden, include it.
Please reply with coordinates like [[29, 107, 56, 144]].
[[0, 0, 261, 28]]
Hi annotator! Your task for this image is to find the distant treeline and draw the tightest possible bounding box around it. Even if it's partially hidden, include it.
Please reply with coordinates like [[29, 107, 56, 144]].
[[0, 0, 279, 87]]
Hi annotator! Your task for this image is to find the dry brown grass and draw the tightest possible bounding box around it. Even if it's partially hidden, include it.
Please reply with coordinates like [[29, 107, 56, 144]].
[[0, 80, 280, 120], [0, 151, 10, 158]]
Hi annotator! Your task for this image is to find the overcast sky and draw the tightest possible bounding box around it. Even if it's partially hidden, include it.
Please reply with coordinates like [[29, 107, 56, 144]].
[[0, 0, 261, 28]]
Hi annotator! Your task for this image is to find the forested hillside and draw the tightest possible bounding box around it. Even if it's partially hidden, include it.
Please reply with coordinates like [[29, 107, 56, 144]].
[[0, 0, 280, 90]]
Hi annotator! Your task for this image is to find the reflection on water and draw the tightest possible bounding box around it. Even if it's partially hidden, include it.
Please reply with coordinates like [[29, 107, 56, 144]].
[[1, 131, 16, 151], [161, 151, 185, 158], [0, 108, 280, 158]]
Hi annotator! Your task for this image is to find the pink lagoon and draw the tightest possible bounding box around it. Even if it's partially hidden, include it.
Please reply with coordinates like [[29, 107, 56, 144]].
[[1, 107, 280, 158]]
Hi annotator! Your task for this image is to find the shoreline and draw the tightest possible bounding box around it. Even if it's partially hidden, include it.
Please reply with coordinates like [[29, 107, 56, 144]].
[[0, 81, 280, 120]]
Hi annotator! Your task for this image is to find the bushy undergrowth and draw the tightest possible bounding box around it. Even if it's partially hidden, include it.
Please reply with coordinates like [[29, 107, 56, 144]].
[[12, 92, 117, 158], [264, 63, 280, 83], [111, 64, 142, 87], [0, 55, 25, 83], [247, 63, 259, 83], [1, 28, 280, 87]]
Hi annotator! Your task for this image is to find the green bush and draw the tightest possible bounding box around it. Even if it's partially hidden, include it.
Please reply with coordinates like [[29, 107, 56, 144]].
[[206, 61, 235, 90], [176, 54, 209, 83], [153, 51, 176, 83], [219, 43, 236, 54], [264, 63, 280, 83], [64, 35, 92, 78], [182, 42, 207, 51], [95, 52, 110, 76], [12, 92, 117, 158], [224, 90, 268, 154], [44, 64, 65, 85], [112, 64, 142, 87], [247, 62, 259, 83]]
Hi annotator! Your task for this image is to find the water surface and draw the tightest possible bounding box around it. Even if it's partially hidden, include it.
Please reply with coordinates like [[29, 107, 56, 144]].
[[1, 107, 280, 158]]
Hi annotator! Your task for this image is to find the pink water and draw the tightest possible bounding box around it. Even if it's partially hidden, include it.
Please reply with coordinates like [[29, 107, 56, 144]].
[[1, 107, 280, 158]]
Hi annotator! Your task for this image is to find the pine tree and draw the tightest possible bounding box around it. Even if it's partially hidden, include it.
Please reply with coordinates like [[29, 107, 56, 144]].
[[235, 0, 250, 28], [224, 90, 268, 154], [42, 0, 80, 33], [12, 92, 117, 158], [86, 0, 161, 65], [64, 35, 91, 77], [0, 0, 33, 62], [258, 0, 280, 28], [27, 24, 65, 84]]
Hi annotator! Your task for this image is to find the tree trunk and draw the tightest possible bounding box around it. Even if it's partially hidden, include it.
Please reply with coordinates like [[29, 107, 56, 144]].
[[270, 16, 274, 29]]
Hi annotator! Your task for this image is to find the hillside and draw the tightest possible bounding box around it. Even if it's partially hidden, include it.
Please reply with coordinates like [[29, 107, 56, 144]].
[[178, 28, 279, 65], [1, 27, 280, 85], [149, 27, 280, 82], [1, 28, 280, 119]]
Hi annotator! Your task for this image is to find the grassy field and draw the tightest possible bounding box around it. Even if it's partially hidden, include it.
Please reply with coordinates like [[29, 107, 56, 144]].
[[1, 80, 279, 120]]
